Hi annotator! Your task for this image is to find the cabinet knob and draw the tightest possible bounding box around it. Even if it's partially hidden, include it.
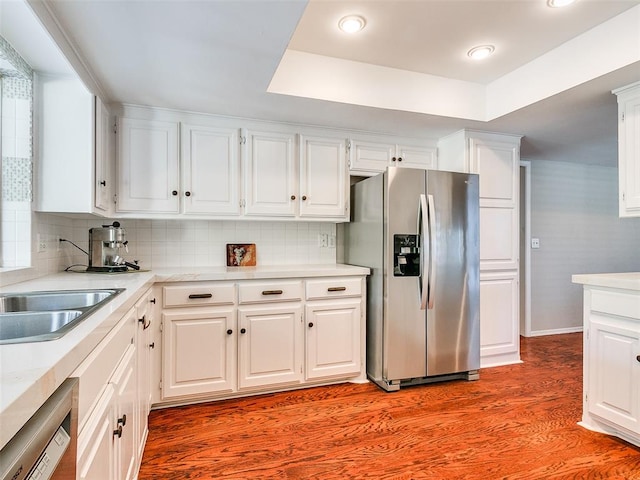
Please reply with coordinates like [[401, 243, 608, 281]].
[[113, 425, 123, 438], [227, 329, 233, 335], [392, 157, 397, 162], [149, 342, 155, 349], [302, 195, 307, 201], [308, 322, 314, 328], [397, 157, 403, 162], [240, 328, 247, 334], [185, 191, 191, 197], [291, 195, 296, 200], [100, 180, 106, 186], [150, 298, 156, 304], [172, 190, 178, 196]]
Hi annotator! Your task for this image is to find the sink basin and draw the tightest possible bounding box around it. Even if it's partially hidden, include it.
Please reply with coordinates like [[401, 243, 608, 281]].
[[0, 289, 122, 313], [0, 288, 124, 344], [0, 310, 84, 343]]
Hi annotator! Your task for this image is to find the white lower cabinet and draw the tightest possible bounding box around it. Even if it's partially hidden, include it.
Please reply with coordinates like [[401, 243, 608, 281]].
[[237, 303, 303, 389], [156, 275, 366, 405], [162, 307, 236, 398], [588, 315, 640, 434], [77, 384, 116, 480], [134, 289, 155, 464], [305, 299, 361, 380], [74, 298, 151, 480], [578, 284, 640, 448]]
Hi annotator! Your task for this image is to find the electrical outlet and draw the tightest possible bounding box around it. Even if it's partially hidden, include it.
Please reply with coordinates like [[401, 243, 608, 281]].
[[531, 237, 540, 249], [327, 235, 336, 248], [318, 234, 328, 247], [37, 234, 47, 253]]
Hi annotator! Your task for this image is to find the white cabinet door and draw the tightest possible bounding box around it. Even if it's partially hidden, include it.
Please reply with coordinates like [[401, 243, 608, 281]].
[[299, 135, 348, 219], [237, 304, 303, 389], [244, 130, 296, 217], [162, 308, 236, 398], [135, 290, 154, 462], [117, 117, 180, 213], [479, 271, 520, 368], [77, 384, 116, 480], [588, 314, 640, 434], [616, 84, 640, 217], [397, 144, 437, 170], [305, 299, 361, 380], [181, 124, 241, 215], [469, 136, 519, 208], [349, 139, 394, 174], [111, 345, 137, 480], [95, 96, 112, 213]]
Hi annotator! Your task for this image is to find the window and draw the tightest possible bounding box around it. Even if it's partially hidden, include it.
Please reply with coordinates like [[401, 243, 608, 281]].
[[0, 35, 33, 270]]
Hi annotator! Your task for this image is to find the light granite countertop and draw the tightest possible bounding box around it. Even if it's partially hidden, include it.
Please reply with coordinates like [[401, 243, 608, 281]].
[[0, 264, 369, 450], [571, 272, 640, 292]]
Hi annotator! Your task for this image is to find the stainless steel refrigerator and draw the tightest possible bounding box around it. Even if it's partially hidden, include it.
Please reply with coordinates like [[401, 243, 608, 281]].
[[344, 167, 480, 392]]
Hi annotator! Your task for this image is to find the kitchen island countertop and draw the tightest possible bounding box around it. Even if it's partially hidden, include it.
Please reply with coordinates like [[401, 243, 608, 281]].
[[0, 264, 369, 450], [571, 272, 640, 291]]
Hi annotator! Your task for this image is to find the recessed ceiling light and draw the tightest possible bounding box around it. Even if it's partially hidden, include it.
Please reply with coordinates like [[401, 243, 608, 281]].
[[547, 0, 577, 7], [338, 15, 366, 34], [467, 45, 495, 60]]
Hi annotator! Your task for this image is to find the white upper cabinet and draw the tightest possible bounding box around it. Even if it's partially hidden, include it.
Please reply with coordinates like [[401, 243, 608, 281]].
[[299, 135, 348, 219], [35, 75, 113, 216], [94, 97, 113, 214], [349, 137, 437, 175], [181, 124, 241, 216], [115, 107, 355, 221], [116, 117, 180, 214], [243, 130, 297, 217], [613, 82, 640, 218]]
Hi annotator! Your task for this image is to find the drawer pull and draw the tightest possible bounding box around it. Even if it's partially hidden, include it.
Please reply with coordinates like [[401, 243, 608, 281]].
[[113, 425, 123, 438], [188, 293, 213, 299], [327, 287, 347, 292], [262, 290, 283, 296], [138, 315, 151, 330]]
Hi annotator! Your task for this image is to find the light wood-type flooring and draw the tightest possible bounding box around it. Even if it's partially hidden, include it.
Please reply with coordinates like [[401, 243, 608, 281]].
[[139, 334, 640, 479]]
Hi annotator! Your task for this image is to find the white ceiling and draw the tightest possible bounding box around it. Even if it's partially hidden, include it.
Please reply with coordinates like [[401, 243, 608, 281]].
[[3, 0, 640, 166]]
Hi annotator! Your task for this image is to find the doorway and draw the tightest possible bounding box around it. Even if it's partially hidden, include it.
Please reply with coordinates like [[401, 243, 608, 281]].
[[520, 161, 531, 337]]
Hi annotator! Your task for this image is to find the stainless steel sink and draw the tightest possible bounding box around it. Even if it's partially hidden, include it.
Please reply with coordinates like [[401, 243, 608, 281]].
[[0, 288, 124, 344], [0, 310, 84, 343]]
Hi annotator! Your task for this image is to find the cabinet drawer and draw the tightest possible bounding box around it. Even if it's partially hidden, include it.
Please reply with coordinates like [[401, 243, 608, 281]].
[[163, 283, 235, 308], [306, 277, 362, 300], [238, 281, 303, 304], [590, 288, 640, 319], [72, 307, 136, 433]]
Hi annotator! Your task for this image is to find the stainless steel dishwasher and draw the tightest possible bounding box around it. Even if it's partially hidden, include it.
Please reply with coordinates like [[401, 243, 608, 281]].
[[0, 378, 78, 480]]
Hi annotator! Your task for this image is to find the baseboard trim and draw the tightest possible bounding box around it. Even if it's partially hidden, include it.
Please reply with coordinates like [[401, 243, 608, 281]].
[[528, 326, 583, 337]]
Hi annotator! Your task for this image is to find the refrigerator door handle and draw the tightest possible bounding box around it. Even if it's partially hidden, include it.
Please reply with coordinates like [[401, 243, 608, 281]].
[[418, 194, 429, 310], [427, 194, 437, 310]]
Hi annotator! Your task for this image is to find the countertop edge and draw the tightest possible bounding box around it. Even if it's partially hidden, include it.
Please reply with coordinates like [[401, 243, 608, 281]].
[[571, 272, 640, 292]]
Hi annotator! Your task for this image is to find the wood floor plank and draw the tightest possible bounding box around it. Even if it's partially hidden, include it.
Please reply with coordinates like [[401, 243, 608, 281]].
[[139, 334, 640, 479]]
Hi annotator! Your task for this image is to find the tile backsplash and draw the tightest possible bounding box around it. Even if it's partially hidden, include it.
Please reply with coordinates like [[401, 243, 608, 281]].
[[62, 219, 338, 270]]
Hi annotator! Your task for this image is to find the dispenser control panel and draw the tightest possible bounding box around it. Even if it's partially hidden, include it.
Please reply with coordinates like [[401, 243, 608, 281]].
[[393, 234, 420, 277]]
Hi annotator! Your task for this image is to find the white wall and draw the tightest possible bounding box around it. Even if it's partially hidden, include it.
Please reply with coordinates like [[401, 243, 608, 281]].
[[529, 160, 640, 334]]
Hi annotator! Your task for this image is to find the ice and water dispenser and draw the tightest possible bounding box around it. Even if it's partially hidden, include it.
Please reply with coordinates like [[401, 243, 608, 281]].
[[393, 234, 420, 276]]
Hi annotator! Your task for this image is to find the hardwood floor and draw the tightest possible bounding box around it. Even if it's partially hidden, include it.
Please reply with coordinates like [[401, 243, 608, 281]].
[[139, 334, 640, 479]]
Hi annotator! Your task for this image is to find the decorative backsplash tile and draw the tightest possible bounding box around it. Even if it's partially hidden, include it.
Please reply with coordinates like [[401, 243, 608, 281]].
[[0, 34, 33, 79], [2, 157, 32, 201]]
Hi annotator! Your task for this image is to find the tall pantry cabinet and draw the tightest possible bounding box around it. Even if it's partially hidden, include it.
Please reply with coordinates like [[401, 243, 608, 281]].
[[438, 130, 522, 368]]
